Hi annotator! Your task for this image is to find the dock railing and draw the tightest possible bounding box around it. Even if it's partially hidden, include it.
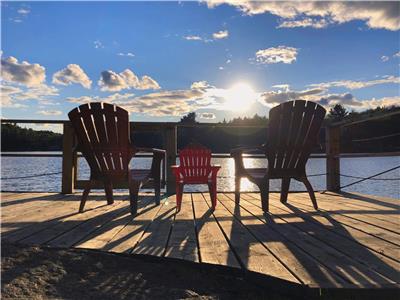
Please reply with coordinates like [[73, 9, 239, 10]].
[[2, 112, 400, 194]]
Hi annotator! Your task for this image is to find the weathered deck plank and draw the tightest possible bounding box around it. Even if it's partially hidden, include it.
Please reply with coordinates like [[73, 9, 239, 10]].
[[1, 191, 399, 289], [192, 193, 241, 268], [203, 193, 300, 283], [131, 195, 176, 256], [242, 193, 400, 286], [165, 193, 199, 262]]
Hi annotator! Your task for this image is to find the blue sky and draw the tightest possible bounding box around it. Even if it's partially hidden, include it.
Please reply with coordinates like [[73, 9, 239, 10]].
[[1, 1, 399, 128]]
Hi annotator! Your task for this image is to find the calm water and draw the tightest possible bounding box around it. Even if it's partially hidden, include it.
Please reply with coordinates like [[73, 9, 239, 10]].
[[1, 155, 399, 199]]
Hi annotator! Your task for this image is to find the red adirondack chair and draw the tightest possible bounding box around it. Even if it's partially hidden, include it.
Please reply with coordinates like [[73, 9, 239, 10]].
[[171, 144, 221, 211]]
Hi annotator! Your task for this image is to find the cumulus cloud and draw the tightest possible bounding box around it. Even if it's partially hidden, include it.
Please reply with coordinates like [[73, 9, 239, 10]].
[[52, 64, 92, 89], [260, 87, 324, 104], [206, 1, 400, 31], [278, 18, 328, 29], [1, 56, 46, 86], [98, 69, 160, 92], [360, 96, 400, 109], [394, 52, 400, 58], [310, 76, 400, 90], [37, 110, 63, 116], [212, 30, 229, 39], [255, 46, 298, 64], [200, 112, 216, 119]]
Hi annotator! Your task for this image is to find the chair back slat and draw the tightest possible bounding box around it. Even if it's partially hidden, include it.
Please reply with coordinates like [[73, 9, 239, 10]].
[[179, 145, 212, 181], [68, 102, 131, 178], [267, 100, 326, 175]]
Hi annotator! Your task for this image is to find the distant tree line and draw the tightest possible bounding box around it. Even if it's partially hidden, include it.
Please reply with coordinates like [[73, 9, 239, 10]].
[[1, 104, 399, 153]]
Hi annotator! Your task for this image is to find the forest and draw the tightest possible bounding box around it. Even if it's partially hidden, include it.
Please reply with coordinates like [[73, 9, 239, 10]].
[[1, 104, 399, 153]]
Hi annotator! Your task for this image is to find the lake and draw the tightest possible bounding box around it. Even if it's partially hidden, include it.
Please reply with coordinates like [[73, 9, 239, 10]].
[[1, 155, 399, 199]]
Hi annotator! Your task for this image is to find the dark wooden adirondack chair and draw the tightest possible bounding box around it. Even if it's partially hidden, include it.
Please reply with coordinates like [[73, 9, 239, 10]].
[[171, 144, 221, 211], [231, 100, 326, 212], [68, 102, 165, 216]]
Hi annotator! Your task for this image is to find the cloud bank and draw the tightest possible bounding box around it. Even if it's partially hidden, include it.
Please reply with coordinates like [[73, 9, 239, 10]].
[[207, 1, 400, 31]]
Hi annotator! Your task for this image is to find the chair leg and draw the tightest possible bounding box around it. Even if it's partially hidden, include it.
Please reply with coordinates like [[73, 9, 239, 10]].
[[154, 174, 161, 206], [259, 179, 270, 213], [208, 182, 217, 209], [280, 178, 291, 204], [104, 180, 114, 205], [129, 181, 141, 216], [235, 176, 241, 203], [302, 177, 318, 210], [176, 183, 183, 212], [79, 180, 92, 213]]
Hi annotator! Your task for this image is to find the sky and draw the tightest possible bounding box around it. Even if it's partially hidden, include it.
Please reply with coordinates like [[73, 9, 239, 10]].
[[1, 1, 399, 130]]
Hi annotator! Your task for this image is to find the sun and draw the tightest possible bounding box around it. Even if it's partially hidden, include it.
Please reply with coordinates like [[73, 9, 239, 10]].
[[224, 82, 256, 111]]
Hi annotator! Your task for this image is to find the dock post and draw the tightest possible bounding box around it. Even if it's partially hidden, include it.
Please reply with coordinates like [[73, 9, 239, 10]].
[[61, 122, 76, 194], [326, 125, 341, 192], [164, 124, 177, 194]]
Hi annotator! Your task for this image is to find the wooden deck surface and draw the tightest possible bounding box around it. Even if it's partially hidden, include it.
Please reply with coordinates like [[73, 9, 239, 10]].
[[1, 191, 399, 289]]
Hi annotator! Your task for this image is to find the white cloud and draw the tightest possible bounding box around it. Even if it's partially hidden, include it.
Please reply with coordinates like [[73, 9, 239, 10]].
[[17, 8, 30, 15], [310, 76, 400, 90], [318, 93, 362, 107], [94, 40, 104, 49], [255, 46, 298, 64], [381, 55, 389, 62], [394, 52, 400, 58], [52, 64, 92, 89], [117, 52, 135, 57], [67, 81, 223, 117], [219, 66, 224, 70], [271, 84, 290, 91], [37, 110, 63, 116], [260, 87, 324, 104], [200, 112, 216, 119], [1, 82, 59, 108], [183, 35, 202, 41], [360, 96, 400, 109], [1, 56, 46, 86], [206, 1, 400, 31], [213, 30, 229, 39], [277, 18, 328, 29], [98, 69, 160, 92]]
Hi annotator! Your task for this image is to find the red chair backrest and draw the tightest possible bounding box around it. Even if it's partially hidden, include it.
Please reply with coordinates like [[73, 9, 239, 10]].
[[68, 102, 131, 179], [267, 100, 326, 175], [179, 145, 212, 180]]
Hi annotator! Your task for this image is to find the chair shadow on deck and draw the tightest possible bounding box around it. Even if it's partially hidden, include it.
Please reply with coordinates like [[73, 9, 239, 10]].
[[220, 193, 399, 289], [2, 194, 161, 250]]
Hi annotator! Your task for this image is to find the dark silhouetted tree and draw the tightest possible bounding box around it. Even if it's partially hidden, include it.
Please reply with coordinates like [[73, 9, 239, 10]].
[[180, 112, 197, 124], [328, 104, 349, 122]]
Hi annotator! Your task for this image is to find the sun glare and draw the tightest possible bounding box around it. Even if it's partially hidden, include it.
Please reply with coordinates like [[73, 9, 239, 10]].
[[224, 82, 256, 111]]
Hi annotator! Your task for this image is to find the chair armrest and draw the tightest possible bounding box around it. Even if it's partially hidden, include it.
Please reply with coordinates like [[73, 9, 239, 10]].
[[170, 165, 182, 178], [134, 146, 166, 155], [230, 145, 266, 156]]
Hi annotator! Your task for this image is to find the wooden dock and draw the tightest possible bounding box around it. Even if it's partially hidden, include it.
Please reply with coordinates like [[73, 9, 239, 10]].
[[1, 191, 399, 290]]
